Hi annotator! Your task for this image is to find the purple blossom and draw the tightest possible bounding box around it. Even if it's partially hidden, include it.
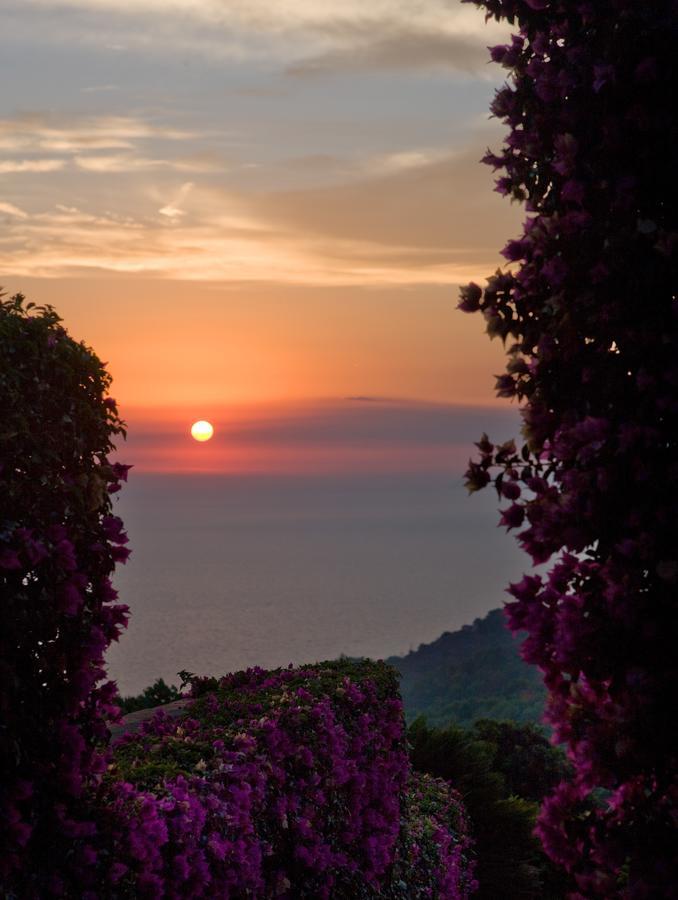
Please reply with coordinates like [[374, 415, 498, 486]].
[[499, 503, 525, 530], [458, 282, 483, 313], [0, 548, 21, 569], [560, 179, 586, 205]]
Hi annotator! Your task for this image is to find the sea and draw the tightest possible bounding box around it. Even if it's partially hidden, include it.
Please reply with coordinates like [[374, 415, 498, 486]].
[[105, 472, 528, 696]]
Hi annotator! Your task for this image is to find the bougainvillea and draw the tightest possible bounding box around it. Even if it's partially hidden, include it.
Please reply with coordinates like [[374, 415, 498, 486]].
[[460, 1, 678, 896], [100, 660, 476, 898], [0, 294, 131, 895]]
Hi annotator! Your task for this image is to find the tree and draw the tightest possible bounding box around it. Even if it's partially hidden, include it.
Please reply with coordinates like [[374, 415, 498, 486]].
[[408, 718, 545, 899], [116, 677, 182, 715], [470, 720, 570, 804], [460, 1, 678, 895], [0, 293, 130, 894]]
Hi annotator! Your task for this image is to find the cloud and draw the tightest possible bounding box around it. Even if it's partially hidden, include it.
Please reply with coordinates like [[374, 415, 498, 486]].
[[248, 146, 522, 264], [0, 143, 521, 285], [212, 399, 518, 448], [286, 27, 494, 77], [0, 114, 214, 192], [74, 155, 210, 173], [80, 84, 119, 93], [9, 1, 509, 70], [0, 201, 29, 218], [0, 114, 195, 153], [159, 181, 194, 219], [16, 0, 501, 34], [0, 159, 65, 173]]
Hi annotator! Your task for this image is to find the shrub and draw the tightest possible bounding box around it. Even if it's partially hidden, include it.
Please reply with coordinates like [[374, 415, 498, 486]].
[[98, 660, 476, 898], [0, 293, 131, 895], [117, 678, 183, 715], [460, 1, 678, 894]]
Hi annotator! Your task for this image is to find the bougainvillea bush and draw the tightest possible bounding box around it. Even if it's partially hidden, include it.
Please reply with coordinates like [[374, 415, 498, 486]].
[[103, 660, 476, 898], [460, 1, 677, 896], [0, 294, 131, 894]]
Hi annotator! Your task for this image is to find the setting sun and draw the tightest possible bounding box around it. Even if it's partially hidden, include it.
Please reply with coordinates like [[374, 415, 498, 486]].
[[190, 420, 214, 442]]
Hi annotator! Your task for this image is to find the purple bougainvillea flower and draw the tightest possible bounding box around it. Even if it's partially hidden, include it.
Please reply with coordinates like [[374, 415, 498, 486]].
[[0, 548, 21, 569], [457, 282, 483, 313], [499, 503, 525, 530]]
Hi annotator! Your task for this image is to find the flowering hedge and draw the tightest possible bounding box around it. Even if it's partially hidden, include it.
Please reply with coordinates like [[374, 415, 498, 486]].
[[460, 1, 678, 896], [0, 294, 131, 895], [100, 660, 476, 898]]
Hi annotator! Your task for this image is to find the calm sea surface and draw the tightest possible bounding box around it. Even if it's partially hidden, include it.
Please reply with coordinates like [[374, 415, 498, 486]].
[[106, 472, 527, 696]]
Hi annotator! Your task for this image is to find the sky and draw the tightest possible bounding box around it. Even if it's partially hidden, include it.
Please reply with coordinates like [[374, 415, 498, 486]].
[[0, 0, 522, 473]]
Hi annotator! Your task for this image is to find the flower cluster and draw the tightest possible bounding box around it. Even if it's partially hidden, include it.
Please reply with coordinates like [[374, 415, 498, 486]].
[[392, 774, 478, 899], [461, 1, 678, 895], [0, 295, 131, 895], [92, 661, 475, 898]]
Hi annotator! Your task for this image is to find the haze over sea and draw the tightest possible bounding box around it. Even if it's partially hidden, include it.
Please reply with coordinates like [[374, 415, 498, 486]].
[[106, 470, 527, 696]]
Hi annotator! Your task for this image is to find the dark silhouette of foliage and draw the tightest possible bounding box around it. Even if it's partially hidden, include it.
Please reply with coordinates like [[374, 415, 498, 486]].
[[461, 1, 678, 894], [408, 719, 552, 899], [470, 719, 571, 804], [389, 608, 546, 728], [116, 677, 182, 715], [0, 292, 130, 894]]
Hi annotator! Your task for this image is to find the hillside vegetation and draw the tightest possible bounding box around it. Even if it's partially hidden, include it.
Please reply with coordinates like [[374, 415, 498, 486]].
[[389, 609, 546, 728]]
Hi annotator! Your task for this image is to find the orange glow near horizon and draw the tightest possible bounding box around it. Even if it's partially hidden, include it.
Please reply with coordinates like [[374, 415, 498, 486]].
[[107, 399, 519, 477], [7, 277, 510, 414]]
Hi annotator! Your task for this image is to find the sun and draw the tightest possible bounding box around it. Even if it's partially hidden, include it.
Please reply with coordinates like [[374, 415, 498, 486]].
[[190, 420, 214, 442]]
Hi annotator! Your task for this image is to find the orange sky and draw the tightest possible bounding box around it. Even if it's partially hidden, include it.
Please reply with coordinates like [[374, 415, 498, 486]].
[[1, 1, 520, 473], [10, 277, 510, 412]]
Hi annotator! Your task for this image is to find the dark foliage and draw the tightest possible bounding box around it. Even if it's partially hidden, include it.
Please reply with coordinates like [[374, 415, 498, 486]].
[[461, 0, 678, 894], [471, 719, 571, 804], [0, 293, 130, 894], [389, 608, 546, 728], [116, 677, 182, 715], [408, 719, 554, 899]]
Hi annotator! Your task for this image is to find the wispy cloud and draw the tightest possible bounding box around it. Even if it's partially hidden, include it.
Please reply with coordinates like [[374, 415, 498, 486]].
[[286, 26, 495, 77], [0, 145, 520, 285], [0, 200, 29, 218], [247, 147, 521, 268], [0, 114, 195, 153], [17, 0, 502, 34], [80, 84, 119, 94], [9, 1, 508, 70], [0, 159, 66, 173], [159, 182, 194, 219], [73, 154, 212, 173]]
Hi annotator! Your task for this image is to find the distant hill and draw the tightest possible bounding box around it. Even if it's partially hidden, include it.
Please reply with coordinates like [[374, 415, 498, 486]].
[[387, 609, 547, 729]]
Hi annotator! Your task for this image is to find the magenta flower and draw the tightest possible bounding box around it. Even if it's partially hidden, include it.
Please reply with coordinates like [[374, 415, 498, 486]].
[[457, 282, 483, 313], [499, 503, 525, 530], [0, 548, 21, 569]]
